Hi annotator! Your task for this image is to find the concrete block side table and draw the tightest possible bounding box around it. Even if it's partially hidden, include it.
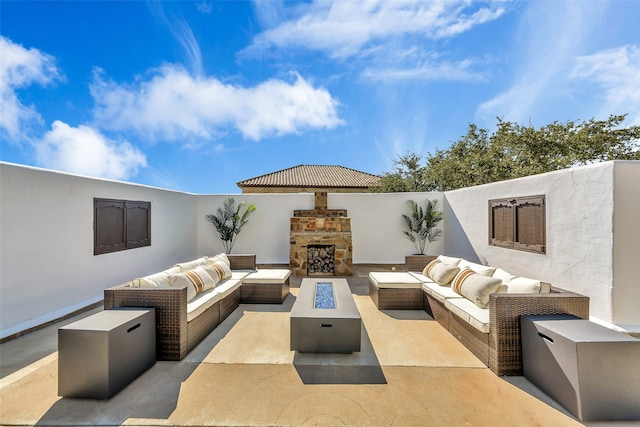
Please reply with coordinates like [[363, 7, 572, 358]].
[[58, 308, 156, 399], [521, 315, 640, 422]]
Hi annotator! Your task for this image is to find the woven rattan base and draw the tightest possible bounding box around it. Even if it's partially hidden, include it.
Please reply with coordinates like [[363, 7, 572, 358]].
[[104, 286, 188, 361], [368, 279, 590, 376], [103, 256, 258, 361], [227, 254, 257, 270], [424, 293, 449, 329], [488, 289, 590, 375], [187, 302, 221, 353], [241, 280, 290, 304], [220, 287, 241, 322], [368, 279, 423, 310], [448, 310, 490, 366]]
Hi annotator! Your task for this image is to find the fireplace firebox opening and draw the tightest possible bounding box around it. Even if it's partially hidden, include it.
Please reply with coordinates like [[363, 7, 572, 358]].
[[307, 244, 335, 276]]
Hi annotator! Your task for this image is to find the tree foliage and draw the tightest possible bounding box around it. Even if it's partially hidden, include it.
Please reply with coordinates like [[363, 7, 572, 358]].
[[369, 152, 427, 192], [372, 114, 640, 192]]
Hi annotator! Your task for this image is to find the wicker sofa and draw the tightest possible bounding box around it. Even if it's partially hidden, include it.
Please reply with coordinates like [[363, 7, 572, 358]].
[[369, 256, 589, 376], [104, 254, 290, 361]]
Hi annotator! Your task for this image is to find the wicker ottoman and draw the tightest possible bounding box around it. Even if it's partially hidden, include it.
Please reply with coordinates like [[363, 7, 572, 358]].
[[241, 269, 291, 303], [368, 272, 423, 310]]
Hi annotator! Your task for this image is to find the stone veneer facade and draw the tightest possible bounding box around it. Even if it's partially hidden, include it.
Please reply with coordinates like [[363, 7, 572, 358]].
[[289, 192, 353, 276]]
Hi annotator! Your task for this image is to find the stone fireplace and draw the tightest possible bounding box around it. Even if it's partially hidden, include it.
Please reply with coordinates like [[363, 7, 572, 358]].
[[289, 192, 352, 276]]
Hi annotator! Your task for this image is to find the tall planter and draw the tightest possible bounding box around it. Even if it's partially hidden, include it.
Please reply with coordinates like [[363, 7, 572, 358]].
[[404, 255, 437, 272]]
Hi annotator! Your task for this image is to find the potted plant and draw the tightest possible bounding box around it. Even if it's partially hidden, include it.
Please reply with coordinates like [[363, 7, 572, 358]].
[[206, 197, 256, 253], [402, 199, 443, 270]]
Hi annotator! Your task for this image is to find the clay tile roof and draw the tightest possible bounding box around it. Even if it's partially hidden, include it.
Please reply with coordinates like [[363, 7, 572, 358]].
[[237, 165, 380, 189]]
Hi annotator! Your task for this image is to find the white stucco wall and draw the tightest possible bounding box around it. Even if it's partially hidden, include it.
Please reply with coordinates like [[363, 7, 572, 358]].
[[195, 192, 445, 265], [0, 163, 445, 338], [444, 162, 637, 327], [2, 161, 636, 338], [330, 193, 445, 264], [612, 161, 640, 328], [196, 193, 314, 263], [0, 163, 198, 339]]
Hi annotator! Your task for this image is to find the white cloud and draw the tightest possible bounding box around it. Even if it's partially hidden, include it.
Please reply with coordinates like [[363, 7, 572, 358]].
[[570, 45, 640, 125], [363, 57, 483, 82], [148, 2, 204, 76], [172, 19, 204, 77], [246, 1, 505, 59], [195, 2, 212, 14], [252, 0, 287, 29], [34, 120, 147, 180], [0, 36, 62, 140], [90, 65, 343, 142]]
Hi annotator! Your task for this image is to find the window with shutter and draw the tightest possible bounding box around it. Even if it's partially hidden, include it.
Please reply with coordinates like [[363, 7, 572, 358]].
[[94, 198, 151, 255], [488, 195, 545, 254]]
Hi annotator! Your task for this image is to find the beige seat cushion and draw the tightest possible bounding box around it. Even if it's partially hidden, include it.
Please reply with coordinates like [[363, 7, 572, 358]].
[[231, 270, 252, 280], [187, 278, 242, 322], [369, 272, 422, 289], [243, 269, 291, 284], [445, 298, 490, 333], [408, 271, 435, 284], [421, 281, 464, 303]]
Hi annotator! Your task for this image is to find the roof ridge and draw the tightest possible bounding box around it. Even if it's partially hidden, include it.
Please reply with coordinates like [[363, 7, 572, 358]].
[[236, 164, 380, 188]]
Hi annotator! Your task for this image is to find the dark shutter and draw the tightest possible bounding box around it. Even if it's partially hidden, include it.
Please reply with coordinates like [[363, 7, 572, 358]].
[[514, 196, 545, 253], [94, 199, 126, 255], [94, 198, 151, 255], [488, 195, 545, 254], [126, 201, 151, 248], [489, 201, 513, 248]]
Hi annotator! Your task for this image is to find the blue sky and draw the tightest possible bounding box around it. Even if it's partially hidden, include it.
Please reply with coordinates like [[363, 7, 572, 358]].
[[1, 1, 639, 193]]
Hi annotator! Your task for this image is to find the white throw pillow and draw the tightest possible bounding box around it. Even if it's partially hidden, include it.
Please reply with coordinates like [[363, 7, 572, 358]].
[[423, 259, 460, 286], [458, 260, 496, 277], [208, 253, 231, 268], [175, 257, 209, 272], [141, 273, 168, 287], [207, 259, 232, 282], [504, 277, 550, 294], [169, 266, 216, 301], [492, 268, 517, 285], [437, 255, 462, 266], [132, 267, 180, 287], [451, 268, 502, 308]]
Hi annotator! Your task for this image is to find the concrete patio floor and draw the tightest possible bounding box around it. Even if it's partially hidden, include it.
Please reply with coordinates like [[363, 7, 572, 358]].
[[0, 269, 632, 426]]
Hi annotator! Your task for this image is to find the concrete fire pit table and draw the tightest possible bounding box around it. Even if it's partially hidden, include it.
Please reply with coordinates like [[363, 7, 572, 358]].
[[290, 278, 361, 353]]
